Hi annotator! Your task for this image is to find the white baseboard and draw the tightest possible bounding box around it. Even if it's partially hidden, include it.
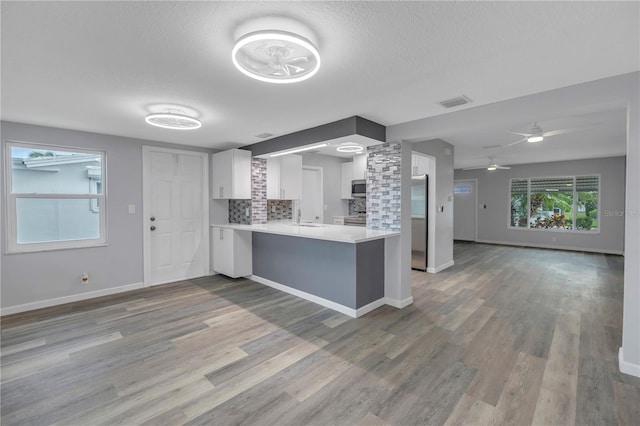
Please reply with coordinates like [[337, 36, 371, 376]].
[[0, 282, 144, 316], [476, 239, 624, 256], [250, 275, 402, 318], [250, 275, 359, 317], [619, 347, 640, 378], [385, 296, 414, 309], [356, 298, 387, 317], [427, 260, 455, 273]]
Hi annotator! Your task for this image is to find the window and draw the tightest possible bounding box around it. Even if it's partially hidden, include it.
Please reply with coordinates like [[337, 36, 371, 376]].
[[454, 183, 472, 193], [5, 142, 106, 252], [509, 175, 599, 232]]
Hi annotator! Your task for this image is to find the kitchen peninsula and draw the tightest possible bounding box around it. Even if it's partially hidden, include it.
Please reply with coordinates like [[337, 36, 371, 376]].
[[211, 222, 400, 317]]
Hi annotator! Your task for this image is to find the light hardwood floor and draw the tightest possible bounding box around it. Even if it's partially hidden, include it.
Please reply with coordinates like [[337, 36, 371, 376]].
[[1, 242, 639, 425]]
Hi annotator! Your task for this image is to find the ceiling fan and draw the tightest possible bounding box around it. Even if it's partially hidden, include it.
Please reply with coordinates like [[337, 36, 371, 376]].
[[505, 121, 597, 147], [463, 157, 511, 171]]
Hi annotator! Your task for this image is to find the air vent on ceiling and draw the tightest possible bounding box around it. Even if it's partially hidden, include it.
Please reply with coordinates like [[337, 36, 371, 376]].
[[439, 95, 472, 109], [256, 133, 274, 139]]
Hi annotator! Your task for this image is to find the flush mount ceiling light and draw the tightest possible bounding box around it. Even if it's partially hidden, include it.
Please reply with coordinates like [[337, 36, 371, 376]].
[[269, 143, 327, 157], [232, 30, 320, 84], [145, 110, 201, 130], [336, 143, 364, 153]]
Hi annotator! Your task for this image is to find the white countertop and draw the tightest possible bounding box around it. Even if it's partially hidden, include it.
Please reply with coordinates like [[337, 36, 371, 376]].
[[211, 222, 399, 244]]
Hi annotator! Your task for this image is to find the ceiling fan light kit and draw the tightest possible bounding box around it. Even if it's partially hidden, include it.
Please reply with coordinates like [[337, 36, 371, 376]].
[[336, 143, 364, 153], [232, 30, 320, 84], [527, 135, 544, 143], [145, 110, 202, 130]]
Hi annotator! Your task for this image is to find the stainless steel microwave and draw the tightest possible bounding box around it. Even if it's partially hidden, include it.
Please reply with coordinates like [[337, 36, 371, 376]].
[[351, 179, 366, 198]]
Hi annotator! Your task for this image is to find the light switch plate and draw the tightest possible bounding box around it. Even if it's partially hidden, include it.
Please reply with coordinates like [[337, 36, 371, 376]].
[[128, 204, 136, 214]]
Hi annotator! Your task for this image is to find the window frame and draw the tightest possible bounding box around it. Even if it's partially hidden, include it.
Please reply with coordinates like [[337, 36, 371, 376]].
[[4, 140, 108, 253], [507, 174, 601, 234]]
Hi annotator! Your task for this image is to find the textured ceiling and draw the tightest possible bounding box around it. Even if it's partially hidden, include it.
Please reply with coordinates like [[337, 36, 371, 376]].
[[1, 1, 638, 167]]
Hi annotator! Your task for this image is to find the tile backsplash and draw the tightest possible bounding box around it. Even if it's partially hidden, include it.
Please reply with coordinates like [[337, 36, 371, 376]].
[[348, 198, 367, 216], [252, 158, 267, 224], [267, 200, 293, 221], [229, 199, 252, 225], [366, 142, 402, 231]]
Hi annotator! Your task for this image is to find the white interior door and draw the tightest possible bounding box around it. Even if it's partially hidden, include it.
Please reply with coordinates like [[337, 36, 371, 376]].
[[301, 167, 323, 223], [144, 147, 208, 286], [453, 179, 477, 241]]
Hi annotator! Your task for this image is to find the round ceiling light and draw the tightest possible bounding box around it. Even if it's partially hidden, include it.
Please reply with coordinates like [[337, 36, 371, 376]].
[[232, 30, 320, 84], [145, 111, 201, 130], [336, 144, 364, 153]]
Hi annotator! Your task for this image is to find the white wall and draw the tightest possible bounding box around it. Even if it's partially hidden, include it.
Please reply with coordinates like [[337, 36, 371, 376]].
[[454, 156, 626, 254], [301, 153, 349, 223], [622, 80, 640, 377], [0, 121, 213, 314], [411, 139, 455, 272]]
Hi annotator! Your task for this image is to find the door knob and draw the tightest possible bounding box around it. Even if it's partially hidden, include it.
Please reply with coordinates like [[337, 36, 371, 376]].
[[150, 216, 156, 221], [150, 226, 156, 231]]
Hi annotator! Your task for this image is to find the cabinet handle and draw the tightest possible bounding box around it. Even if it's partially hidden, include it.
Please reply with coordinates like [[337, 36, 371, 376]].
[[219, 228, 224, 240], [219, 186, 223, 198]]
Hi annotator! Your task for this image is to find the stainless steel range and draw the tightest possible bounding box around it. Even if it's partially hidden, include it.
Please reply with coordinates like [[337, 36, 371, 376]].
[[344, 212, 366, 227]]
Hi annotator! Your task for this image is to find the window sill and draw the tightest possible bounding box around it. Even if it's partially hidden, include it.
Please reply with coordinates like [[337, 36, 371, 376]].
[[5, 241, 109, 255]]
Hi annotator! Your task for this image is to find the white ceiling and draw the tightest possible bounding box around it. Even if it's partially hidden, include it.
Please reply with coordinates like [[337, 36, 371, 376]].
[[1, 1, 638, 167]]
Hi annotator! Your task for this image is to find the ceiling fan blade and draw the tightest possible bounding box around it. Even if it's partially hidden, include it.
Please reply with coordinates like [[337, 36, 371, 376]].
[[286, 64, 305, 73], [509, 131, 533, 137], [543, 123, 602, 137], [462, 166, 491, 170], [287, 56, 309, 63], [504, 137, 527, 147]]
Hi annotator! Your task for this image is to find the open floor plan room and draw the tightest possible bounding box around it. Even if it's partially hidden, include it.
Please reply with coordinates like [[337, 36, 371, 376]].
[[1, 243, 638, 425]]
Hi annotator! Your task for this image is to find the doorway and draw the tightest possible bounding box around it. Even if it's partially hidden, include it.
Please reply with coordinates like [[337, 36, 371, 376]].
[[301, 166, 323, 223], [453, 179, 477, 241], [143, 146, 209, 286]]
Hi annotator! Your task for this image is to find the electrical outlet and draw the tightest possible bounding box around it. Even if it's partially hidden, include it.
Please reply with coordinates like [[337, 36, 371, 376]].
[[245, 207, 250, 217], [81, 273, 89, 284]]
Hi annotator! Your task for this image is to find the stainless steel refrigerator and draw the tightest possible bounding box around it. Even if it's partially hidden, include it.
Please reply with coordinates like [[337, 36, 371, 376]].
[[411, 175, 428, 271]]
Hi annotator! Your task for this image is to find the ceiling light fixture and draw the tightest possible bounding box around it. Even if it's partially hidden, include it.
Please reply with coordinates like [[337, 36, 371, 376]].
[[487, 165, 497, 171], [270, 143, 328, 157], [526, 123, 544, 143], [145, 110, 201, 130], [527, 135, 544, 143], [232, 30, 320, 84], [336, 144, 364, 153]]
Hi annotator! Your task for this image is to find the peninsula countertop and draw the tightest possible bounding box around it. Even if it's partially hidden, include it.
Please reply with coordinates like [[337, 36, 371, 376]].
[[210, 222, 400, 244]]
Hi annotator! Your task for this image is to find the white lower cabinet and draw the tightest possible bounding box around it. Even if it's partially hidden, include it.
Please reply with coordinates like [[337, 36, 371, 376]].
[[211, 227, 252, 278]]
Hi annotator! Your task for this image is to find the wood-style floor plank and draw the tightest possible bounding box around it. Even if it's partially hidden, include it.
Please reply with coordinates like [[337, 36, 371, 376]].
[[1, 243, 638, 426]]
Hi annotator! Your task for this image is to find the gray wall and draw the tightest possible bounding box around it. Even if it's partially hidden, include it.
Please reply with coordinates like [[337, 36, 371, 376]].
[[301, 153, 349, 224], [1, 121, 212, 310], [412, 139, 455, 271], [454, 156, 626, 254]]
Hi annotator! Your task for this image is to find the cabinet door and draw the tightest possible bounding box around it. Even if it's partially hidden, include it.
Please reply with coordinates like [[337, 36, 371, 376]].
[[211, 227, 232, 276], [280, 155, 302, 200], [341, 162, 354, 199], [211, 151, 232, 199], [231, 149, 252, 199], [415, 154, 429, 176], [266, 157, 281, 199], [353, 154, 367, 179]]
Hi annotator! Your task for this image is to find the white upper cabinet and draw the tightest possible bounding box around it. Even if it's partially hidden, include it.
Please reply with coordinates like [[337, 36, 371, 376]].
[[267, 154, 302, 200], [211, 149, 252, 199], [352, 154, 367, 180], [412, 154, 430, 176], [340, 162, 354, 199]]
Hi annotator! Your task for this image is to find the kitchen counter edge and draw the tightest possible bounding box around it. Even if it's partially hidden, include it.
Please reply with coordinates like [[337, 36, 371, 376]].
[[210, 223, 400, 244]]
